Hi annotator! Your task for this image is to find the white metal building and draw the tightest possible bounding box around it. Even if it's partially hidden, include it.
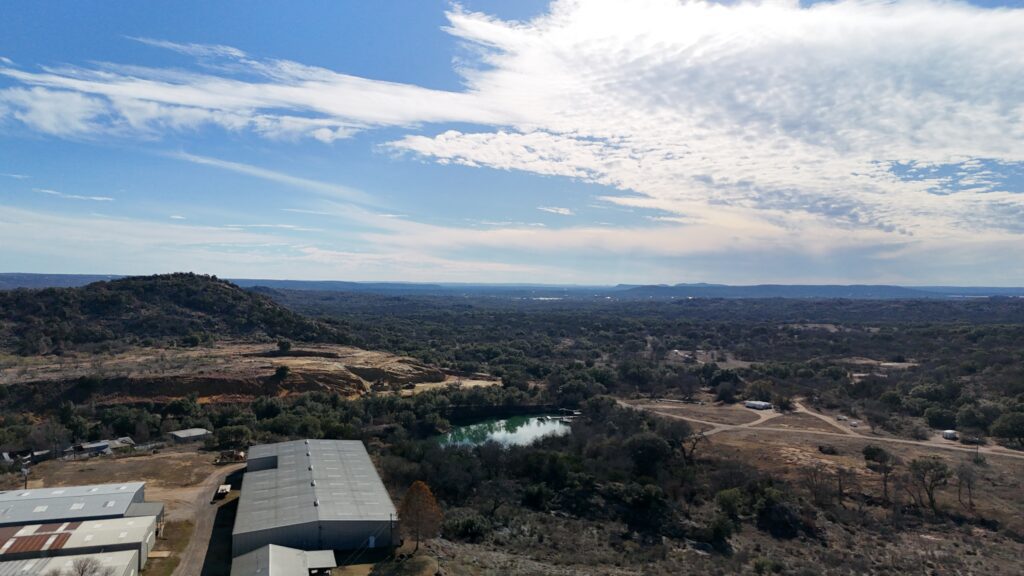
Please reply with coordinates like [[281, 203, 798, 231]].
[[230, 544, 336, 576], [0, 550, 139, 576], [232, 440, 397, 557], [0, 482, 146, 527], [170, 428, 212, 443], [0, 515, 156, 571]]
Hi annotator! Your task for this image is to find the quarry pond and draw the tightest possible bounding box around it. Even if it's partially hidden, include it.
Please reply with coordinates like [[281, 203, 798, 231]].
[[437, 414, 572, 446]]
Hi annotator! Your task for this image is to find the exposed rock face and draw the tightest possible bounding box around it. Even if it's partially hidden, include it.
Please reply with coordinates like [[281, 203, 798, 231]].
[[0, 342, 447, 409]]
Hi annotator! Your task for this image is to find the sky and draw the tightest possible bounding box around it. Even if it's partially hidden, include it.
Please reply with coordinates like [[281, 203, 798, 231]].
[[1, 0, 1023, 285]]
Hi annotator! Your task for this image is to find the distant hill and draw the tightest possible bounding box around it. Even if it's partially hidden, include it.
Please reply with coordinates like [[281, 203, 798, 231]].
[[618, 283, 943, 299], [0, 273, 348, 355], [2, 273, 1023, 299], [0, 273, 123, 290]]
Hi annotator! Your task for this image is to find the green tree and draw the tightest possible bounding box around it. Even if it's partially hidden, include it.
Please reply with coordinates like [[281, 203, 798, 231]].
[[990, 412, 1024, 446], [625, 432, 672, 477]]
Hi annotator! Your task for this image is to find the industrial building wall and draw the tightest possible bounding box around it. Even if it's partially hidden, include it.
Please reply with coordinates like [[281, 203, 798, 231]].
[[232, 520, 396, 557], [245, 455, 278, 472]]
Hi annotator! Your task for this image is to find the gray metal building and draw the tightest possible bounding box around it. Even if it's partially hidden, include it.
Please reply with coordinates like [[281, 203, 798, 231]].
[[230, 544, 336, 576], [232, 440, 397, 557], [0, 550, 139, 576], [170, 428, 212, 443], [0, 482, 146, 527]]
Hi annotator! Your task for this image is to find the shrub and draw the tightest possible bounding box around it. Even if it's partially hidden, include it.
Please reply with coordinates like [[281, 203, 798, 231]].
[[442, 510, 492, 543]]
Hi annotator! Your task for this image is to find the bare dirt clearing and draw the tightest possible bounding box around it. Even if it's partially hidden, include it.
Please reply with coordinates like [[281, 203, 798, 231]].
[[632, 400, 761, 425], [0, 342, 446, 406]]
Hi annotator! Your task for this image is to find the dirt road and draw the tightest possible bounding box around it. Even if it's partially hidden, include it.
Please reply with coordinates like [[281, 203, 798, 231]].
[[625, 399, 1024, 462], [172, 463, 245, 576]]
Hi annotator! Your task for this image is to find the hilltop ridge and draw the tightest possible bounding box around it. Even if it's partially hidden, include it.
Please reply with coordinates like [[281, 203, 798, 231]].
[[0, 273, 348, 355]]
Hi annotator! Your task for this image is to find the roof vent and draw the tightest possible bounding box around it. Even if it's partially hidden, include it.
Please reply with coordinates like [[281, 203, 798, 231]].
[[308, 465, 314, 471], [306, 451, 311, 457], [311, 480, 317, 487], [304, 440, 309, 445], [314, 499, 320, 507]]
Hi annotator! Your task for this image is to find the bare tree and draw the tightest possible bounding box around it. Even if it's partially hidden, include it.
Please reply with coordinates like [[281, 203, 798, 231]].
[[679, 430, 708, 465], [43, 558, 115, 576], [956, 462, 977, 510], [907, 457, 951, 514], [801, 465, 833, 508], [863, 444, 898, 501]]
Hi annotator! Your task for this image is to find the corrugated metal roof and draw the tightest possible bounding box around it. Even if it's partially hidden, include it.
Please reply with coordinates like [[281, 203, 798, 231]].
[[0, 550, 138, 576], [170, 428, 211, 438], [0, 483, 144, 526], [0, 516, 155, 557], [234, 440, 396, 536], [230, 544, 336, 576]]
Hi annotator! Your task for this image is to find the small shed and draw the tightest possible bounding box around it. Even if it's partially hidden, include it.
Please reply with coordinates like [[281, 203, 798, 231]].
[[170, 428, 213, 444], [744, 400, 773, 410], [942, 430, 959, 440]]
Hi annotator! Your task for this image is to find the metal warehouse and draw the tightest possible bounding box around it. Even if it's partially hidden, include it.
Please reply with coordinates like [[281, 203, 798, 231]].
[[0, 550, 139, 576], [0, 515, 156, 571], [0, 482, 146, 527], [232, 440, 397, 557], [230, 544, 336, 576], [170, 427, 212, 443]]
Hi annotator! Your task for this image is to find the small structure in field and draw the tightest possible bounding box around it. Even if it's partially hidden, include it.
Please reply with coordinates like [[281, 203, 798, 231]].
[[942, 429, 959, 440], [170, 428, 212, 444], [214, 484, 231, 500], [744, 400, 773, 410]]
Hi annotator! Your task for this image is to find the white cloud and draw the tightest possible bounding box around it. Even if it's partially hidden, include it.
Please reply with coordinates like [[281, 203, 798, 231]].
[[128, 37, 247, 59], [169, 215, 186, 220], [0, 88, 109, 136], [388, 0, 1024, 244], [537, 206, 574, 215], [170, 152, 374, 204], [33, 188, 114, 202], [2, 1, 1024, 280], [1, 173, 29, 179]]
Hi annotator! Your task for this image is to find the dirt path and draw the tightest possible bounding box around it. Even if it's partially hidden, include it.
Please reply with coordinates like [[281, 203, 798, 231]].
[[625, 400, 1024, 461], [791, 400, 857, 435], [172, 463, 245, 576]]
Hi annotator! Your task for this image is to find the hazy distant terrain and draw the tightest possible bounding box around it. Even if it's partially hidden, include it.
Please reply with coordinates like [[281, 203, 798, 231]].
[[3, 273, 1024, 299]]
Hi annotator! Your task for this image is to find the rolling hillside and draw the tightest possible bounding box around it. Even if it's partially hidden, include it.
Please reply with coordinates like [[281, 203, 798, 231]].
[[0, 273, 349, 354]]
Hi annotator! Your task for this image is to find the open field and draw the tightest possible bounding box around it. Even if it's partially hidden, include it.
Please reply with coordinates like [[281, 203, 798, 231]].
[[631, 400, 761, 425], [710, 426, 1024, 533], [753, 411, 848, 433]]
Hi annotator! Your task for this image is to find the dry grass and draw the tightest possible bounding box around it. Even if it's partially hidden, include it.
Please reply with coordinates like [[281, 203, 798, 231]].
[[756, 412, 848, 433], [633, 401, 761, 425], [20, 447, 217, 489], [145, 520, 193, 576]]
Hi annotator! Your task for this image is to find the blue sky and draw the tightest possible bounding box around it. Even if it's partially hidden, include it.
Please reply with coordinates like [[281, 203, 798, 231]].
[[2, 0, 1023, 285]]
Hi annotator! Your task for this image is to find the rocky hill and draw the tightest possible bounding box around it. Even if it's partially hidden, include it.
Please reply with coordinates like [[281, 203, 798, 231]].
[[0, 273, 349, 354]]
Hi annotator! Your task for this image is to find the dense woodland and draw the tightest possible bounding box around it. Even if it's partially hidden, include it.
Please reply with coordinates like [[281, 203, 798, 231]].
[[266, 288, 1024, 446], [1, 276, 1023, 573], [0, 274, 348, 354]]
